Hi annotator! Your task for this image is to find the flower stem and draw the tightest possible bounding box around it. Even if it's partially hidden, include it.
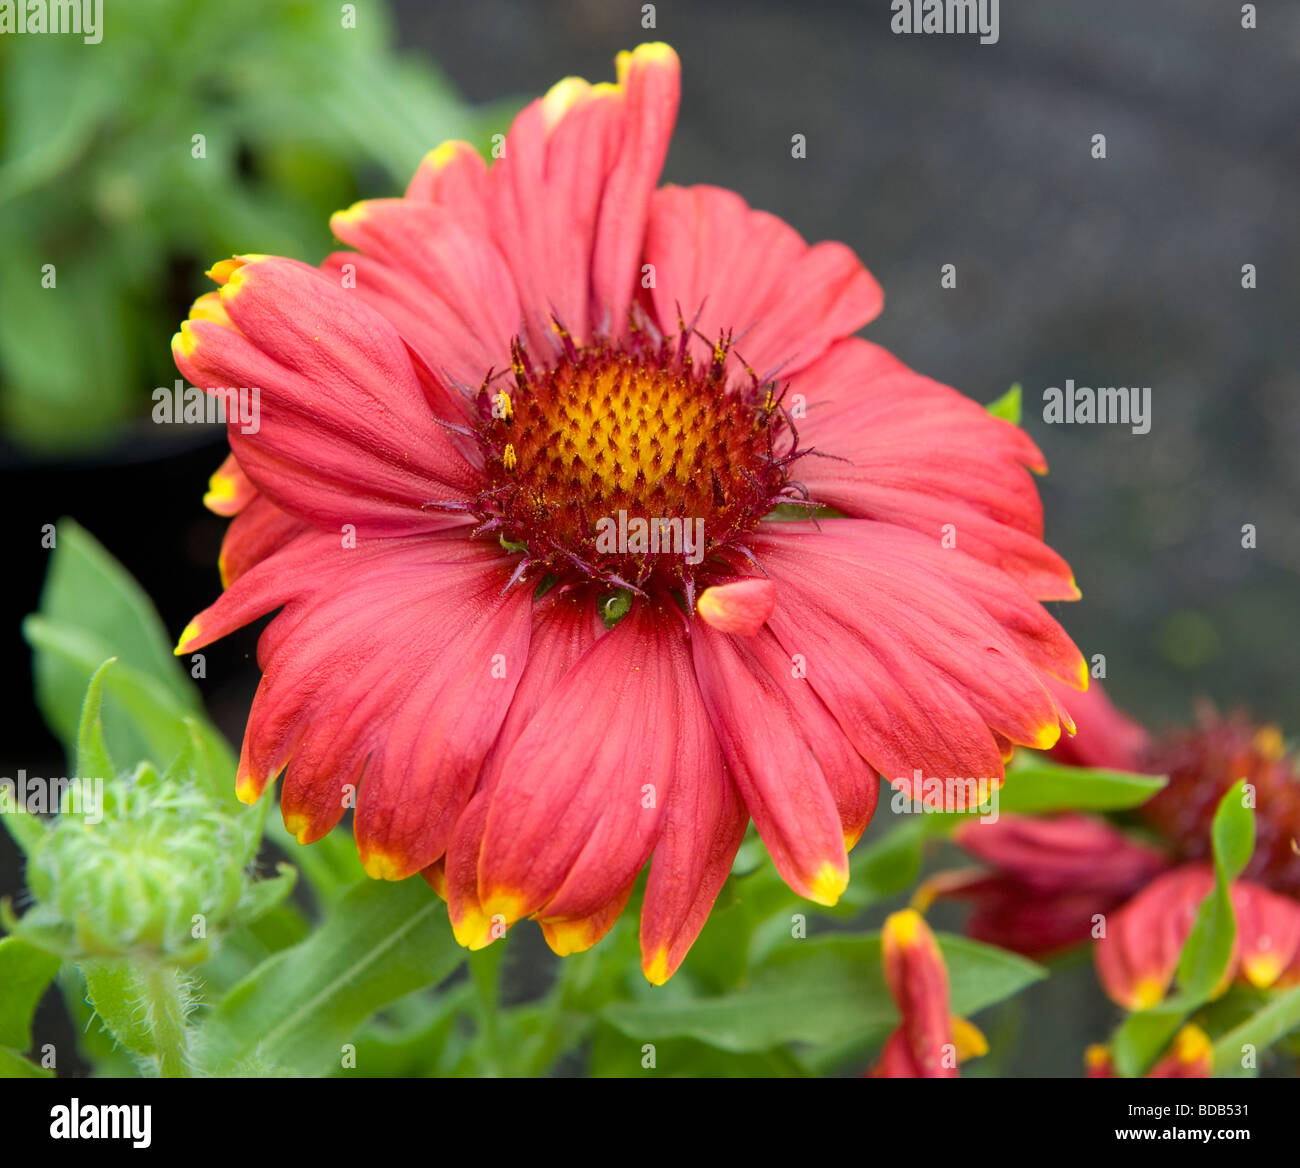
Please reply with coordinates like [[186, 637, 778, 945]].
[[137, 961, 192, 1078], [468, 944, 507, 1076]]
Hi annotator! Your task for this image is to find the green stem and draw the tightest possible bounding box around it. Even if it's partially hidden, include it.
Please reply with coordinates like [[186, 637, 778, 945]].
[[468, 944, 507, 1076], [137, 962, 192, 1078]]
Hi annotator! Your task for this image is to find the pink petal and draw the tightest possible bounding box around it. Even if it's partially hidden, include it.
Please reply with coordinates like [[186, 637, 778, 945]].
[[475, 599, 688, 926], [692, 623, 869, 904], [173, 255, 478, 536], [643, 185, 882, 382]]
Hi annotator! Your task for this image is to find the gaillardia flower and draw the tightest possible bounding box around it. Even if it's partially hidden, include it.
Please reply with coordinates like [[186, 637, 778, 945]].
[[869, 910, 986, 1078], [173, 43, 1084, 982], [933, 681, 1300, 968]]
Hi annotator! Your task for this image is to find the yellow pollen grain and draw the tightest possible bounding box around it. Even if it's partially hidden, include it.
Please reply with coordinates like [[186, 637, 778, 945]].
[[503, 443, 517, 472], [494, 391, 513, 421]]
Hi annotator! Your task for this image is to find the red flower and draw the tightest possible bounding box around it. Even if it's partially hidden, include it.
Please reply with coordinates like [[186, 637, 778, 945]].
[[932, 814, 1167, 957], [935, 681, 1300, 965], [173, 44, 1083, 981], [1095, 864, 1300, 1009], [1045, 673, 1150, 773], [1086, 1024, 1213, 1078], [869, 910, 986, 1077]]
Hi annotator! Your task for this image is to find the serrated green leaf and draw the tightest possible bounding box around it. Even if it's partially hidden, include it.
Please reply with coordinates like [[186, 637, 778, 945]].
[[194, 879, 464, 1076]]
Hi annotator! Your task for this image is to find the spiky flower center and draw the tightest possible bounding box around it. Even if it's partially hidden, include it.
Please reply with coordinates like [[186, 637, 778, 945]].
[[470, 328, 802, 592], [1142, 719, 1300, 898]]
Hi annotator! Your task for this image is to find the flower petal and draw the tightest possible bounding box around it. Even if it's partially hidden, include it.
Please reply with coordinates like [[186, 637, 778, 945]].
[[791, 338, 1076, 600], [638, 686, 748, 984], [324, 200, 520, 395], [475, 599, 687, 926], [173, 254, 478, 536], [484, 44, 679, 350], [691, 622, 869, 905], [643, 185, 882, 382], [442, 589, 602, 949], [755, 521, 1075, 788]]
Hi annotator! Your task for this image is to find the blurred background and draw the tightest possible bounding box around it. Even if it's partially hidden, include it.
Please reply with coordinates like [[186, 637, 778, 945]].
[[2, 0, 1297, 1076]]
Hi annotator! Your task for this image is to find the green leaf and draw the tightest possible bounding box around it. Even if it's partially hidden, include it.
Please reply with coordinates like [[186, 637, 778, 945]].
[[24, 617, 234, 788], [81, 959, 195, 1077], [899, 759, 1167, 833], [600, 932, 1044, 1054], [26, 521, 209, 771], [194, 879, 464, 1076], [1178, 780, 1254, 999], [589, 1023, 807, 1078], [0, 937, 61, 1052], [1112, 780, 1255, 1075], [0, 1047, 53, 1078], [840, 818, 925, 908], [1212, 982, 1300, 1076], [75, 659, 117, 785], [228, 864, 297, 929], [985, 384, 1022, 425]]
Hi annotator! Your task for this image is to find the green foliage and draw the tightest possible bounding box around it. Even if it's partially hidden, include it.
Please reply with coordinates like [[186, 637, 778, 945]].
[[193, 880, 463, 1076], [600, 932, 1043, 1057], [11, 525, 1278, 1079], [985, 383, 1023, 425], [0, 938, 60, 1075], [1112, 780, 1255, 1076], [0, 0, 505, 449]]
